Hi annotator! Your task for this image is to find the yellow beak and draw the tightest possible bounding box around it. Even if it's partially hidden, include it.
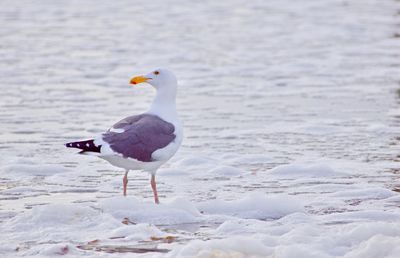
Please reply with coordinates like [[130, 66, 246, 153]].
[[130, 75, 149, 85]]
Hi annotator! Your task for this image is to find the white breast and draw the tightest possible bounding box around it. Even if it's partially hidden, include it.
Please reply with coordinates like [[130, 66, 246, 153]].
[[152, 120, 183, 162]]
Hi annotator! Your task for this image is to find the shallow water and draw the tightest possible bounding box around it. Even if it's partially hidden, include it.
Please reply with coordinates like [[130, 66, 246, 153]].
[[0, 0, 400, 257]]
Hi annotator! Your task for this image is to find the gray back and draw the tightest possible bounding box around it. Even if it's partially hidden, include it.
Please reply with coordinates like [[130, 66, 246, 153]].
[[103, 114, 176, 162]]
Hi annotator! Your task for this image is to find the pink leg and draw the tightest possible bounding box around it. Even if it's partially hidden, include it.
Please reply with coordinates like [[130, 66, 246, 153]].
[[150, 174, 159, 204], [123, 170, 129, 196]]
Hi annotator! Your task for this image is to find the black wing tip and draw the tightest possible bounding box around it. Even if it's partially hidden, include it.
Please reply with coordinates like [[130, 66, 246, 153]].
[[65, 139, 102, 153]]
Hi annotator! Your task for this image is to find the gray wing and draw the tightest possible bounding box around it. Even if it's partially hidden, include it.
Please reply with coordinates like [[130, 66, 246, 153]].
[[102, 114, 176, 162]]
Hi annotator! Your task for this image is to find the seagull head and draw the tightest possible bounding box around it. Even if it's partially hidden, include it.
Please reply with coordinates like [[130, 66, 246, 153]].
[[130, 69, 177, 90]]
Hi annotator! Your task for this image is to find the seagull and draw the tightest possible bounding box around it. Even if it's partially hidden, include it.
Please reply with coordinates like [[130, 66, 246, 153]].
[[65, 69, 183, 204]]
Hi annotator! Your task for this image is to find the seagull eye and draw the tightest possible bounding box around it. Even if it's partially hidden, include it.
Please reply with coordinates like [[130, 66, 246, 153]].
[[154, 71, 160, 75]]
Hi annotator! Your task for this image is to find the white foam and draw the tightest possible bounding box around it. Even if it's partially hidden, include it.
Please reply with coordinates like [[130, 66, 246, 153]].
[[196, 192, 304, 220], [269, 163, 345, 178], [322, 210, 400, 223], [168, 236, 272, 258], [343, 235, 400, 258], [175, 156, 218, 168], [108, 223, 167, 241], [208, 165, 244, 176], [330, 187, 396, 199], [98, 196, 202, 225]]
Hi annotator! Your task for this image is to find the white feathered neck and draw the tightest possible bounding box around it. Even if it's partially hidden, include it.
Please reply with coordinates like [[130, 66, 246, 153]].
[[147, 81, 178, 125]]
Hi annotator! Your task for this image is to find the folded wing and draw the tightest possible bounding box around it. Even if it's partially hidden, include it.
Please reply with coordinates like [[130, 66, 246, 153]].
[[102, 114, 176, 162]]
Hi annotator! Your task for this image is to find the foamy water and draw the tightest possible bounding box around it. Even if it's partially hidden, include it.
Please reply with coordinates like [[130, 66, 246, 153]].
[[0, 0, 399, 257]]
